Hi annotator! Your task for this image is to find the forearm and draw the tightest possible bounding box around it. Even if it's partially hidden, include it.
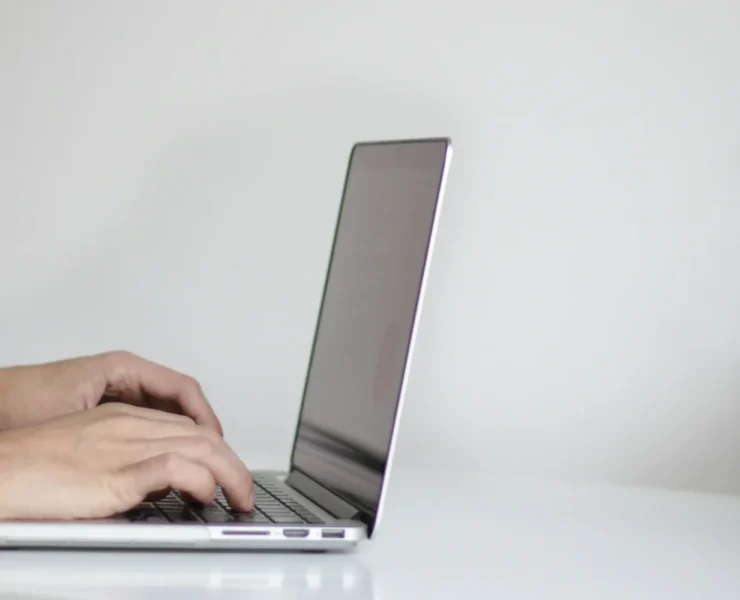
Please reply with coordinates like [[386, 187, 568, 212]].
[[0, 367, 28, 431], [0, 370, 10, 431]]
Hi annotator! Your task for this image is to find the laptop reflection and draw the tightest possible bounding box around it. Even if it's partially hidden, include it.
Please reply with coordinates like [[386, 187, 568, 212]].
[[0, 550, 374, 599]]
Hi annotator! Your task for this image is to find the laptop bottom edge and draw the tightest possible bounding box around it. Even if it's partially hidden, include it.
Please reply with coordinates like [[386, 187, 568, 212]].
[[0, 521, 366, 551], [0, 469, 367, 551]]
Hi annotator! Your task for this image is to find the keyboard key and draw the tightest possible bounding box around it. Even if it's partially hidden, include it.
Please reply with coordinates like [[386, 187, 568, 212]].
[[234, 511, 271, 524], [265, 512, 296, 520], [139, 483, 325, 525], [193, 505, 234, 523], [126, 504, 168, 523], [252, 480, 326, 524], [268, 514, 306, 524], [215, 498, 234, 513], [159, 508, 201, 522], [156, 497, 182, 507], [259, 506, 301, 518], [297, 512, 319, 523], [294, 511, 322, 524], [155, 498, 202, 522]]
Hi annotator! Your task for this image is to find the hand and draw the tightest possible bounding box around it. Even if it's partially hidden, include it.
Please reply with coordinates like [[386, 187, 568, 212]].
[[0, 351, 222, 434], [0, 402, 254, 520]]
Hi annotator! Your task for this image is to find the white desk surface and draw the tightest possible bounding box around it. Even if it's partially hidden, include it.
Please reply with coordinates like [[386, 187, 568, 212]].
[[0, 467, 739, 599]]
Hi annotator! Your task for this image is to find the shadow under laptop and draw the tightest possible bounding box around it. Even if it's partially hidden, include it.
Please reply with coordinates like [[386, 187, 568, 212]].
[[0, 549, 375, 600]]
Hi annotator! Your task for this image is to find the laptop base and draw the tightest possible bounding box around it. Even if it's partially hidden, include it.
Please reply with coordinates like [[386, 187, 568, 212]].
[[0, 471, 366, 551]]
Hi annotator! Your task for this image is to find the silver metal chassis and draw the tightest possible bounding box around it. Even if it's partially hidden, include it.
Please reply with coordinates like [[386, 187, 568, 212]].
[[0, 470, 366, 551]]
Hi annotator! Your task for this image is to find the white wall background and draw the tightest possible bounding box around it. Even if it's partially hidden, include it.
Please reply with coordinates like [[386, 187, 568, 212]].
[[1, 1, 739, 494]]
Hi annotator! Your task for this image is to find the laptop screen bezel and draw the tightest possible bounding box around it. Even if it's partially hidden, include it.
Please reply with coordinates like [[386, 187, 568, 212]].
[[286, 137, 452, 536]]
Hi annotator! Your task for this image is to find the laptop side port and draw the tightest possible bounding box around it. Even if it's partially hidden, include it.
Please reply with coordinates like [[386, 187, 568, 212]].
[[283, 528, 310, 538], [321, 529, 346, 539], [222, 530, 270, 536]]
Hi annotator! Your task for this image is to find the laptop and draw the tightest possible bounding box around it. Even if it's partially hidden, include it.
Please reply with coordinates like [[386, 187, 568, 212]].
[[0, 137, 453, 551]]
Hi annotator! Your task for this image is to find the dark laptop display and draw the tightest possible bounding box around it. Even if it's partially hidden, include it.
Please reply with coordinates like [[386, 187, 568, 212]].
[[291, 139, 450, 523]]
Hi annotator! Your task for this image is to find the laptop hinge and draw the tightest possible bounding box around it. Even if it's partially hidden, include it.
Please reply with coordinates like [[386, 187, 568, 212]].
[[285, 470, 363, 521]]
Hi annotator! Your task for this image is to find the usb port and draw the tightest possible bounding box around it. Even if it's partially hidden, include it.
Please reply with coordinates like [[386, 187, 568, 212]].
[[283, 528, 310, 538], [321, 529, 345, 539]]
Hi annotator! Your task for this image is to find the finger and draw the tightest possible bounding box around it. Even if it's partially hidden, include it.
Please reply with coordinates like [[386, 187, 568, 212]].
[[98, 401, 196, 426], [101, 352, 223, 436], [136, 434, 254, 511], [99, 411, 202, 442], [117, 453, 217, 506], [144, 396, 186, 417]]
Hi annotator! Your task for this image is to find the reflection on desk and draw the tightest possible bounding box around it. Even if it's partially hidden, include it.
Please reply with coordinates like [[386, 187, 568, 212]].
[[0, 550, 373, 600]]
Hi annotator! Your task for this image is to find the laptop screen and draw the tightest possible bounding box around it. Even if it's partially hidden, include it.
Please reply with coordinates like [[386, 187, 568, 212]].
[[290, 139, 450, 523]]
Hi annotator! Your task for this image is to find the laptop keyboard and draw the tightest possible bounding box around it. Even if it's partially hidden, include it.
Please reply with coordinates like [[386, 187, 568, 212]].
[[125, 475, 324, 525]]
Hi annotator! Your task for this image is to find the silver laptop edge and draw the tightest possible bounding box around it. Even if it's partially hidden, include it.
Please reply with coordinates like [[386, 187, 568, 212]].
[[370, 139, 453, 532], [0, 138, 453, 551]]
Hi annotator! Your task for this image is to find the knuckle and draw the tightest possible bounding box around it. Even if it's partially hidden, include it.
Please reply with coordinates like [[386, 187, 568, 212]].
[[180, 414, 197, 426], [159, 452, 181, 474], [105, 473, 138, 511], [96, 402, 118, 415], [198, 475, 218, 500], [95, 403, 130, 425], [184, 375, 203, 393], [105, 402, 130, 414], [103, 350, 135, 364], [169, 412, 197, 429], [119, 414, 141, 428], [199, 427, 223, 448], [190, 436, 216, 457], [104, 414, 143, 434]]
